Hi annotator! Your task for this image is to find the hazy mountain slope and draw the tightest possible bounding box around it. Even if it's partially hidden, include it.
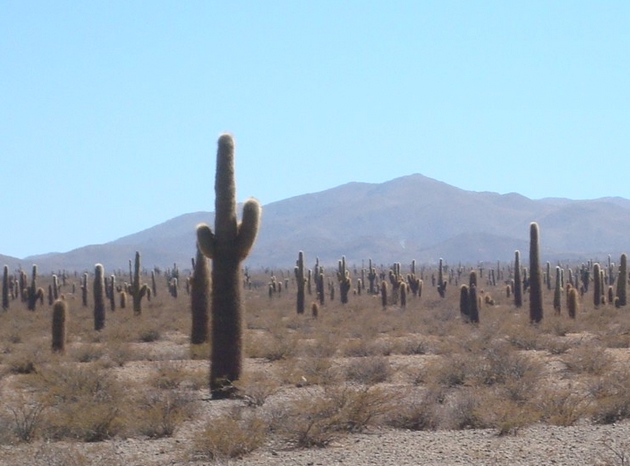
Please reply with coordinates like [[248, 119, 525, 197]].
[[10, 173, 630, 272]]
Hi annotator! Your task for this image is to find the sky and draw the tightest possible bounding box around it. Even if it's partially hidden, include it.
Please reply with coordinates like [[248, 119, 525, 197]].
[[1, 1, 629, 259]]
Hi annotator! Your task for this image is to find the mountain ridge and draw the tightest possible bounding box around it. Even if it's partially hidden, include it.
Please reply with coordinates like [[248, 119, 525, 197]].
[[4, 173, 630, 272]]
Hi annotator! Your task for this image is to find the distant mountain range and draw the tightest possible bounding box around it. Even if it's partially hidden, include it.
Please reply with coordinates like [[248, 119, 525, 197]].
[[3, 174, 630, 273]]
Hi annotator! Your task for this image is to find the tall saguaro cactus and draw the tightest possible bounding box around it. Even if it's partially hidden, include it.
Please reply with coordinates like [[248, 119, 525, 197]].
[[2, 265, 9, 311], [94, 264, 106, 331], [513, 250, 523, 308], [128, 251, 148, 315], [529, 222, 543, 323], [616, 253, 627, 308], [295, 251, 306, 314], [196, 133, 261, 398]]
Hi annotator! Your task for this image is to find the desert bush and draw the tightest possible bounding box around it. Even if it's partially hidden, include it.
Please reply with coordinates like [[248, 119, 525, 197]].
[[275, 385, 393, 447], [562, 344, 613, 376], [7, 401, 47, 442], [344, 356, 391, 384], [130, 389, 196, 438], [191, 411, 267, 461], [233, 370, 281, 407], [34, 365, 126, 441], [149, 360, 187, 390], [385, 389, 441, 431], [246, 330, 298, 361], [588, 369, 630, 424], [446, 388, 492, 430], [70, 344, 104, 363], [536, 387, 590, 426]]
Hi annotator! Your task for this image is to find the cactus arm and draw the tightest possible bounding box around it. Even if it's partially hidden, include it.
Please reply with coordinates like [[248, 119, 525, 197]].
[[236, 198, 261, 261], [196, 224, 216, 259]]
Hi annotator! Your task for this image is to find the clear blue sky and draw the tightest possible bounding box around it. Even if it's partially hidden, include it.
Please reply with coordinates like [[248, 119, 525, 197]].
[[1, 1, 629, 258]]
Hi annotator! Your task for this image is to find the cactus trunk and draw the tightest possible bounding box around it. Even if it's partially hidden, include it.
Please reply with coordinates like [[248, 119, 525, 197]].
[[196, 134, 261, 398], [529, 222, 543, 323]]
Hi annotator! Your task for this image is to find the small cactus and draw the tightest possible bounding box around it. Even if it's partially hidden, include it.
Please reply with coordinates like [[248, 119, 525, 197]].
[[593, 263, 602, 308], [295, 251, 306, 314], [51, 298, 68, 353], [190, 244, 210, 345], [93, 264, 106, 331], [553, 266, 562, 314], [381, 280, 388, 308], [2, 265, 9, 311], [513, 250, 522, 308], [567, 286, 578, 318], [529, 222, 543, 323]]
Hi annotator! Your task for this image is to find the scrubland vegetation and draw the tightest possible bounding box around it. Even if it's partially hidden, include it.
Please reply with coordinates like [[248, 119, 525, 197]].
[[1, 253, 630, 464]]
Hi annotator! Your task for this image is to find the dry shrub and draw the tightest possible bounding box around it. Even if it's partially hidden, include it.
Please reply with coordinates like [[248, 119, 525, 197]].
[[482, 395, 541, 436], [385, 388, 441, 431], [189, 342, 210, 360], [588, 369, 630, 424], [446, 388, 492, 430], [149, 361, 187, 390], [341, 338, 393, 357], [425, 354, 468, 387], [280, 356, 340, 386], [29, 443, 92, 466], [191, 411, 267, 461], [7, 400, 47, 442], [70, 344, 104, 363], [130, 389, 196, 438], [35, 365, 125, 441], [344, 356, 391, 384], [505, 321, 542, 350], [246, 330, 298, 361], [393, 337, 430, 355], [275, 385, 393, 447], [536, 387, 590, 426], [233, 370, 281, 407], [562, 344, 613, 376]]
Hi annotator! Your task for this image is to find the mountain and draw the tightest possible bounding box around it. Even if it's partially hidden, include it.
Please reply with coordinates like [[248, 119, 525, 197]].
[[12, 174, 630, 272]]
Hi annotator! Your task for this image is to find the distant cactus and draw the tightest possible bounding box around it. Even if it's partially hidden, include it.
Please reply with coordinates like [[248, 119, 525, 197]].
[[513, 250, 522, 307], [190, 245, 210, 345], [367, 259, 377, 294], [469, 285, 479, 323], [400, 282, 407, 308], [93, 264, 106, 331], [311, 301, 319, 318], [295, 251, 306, 314], [459, 284, 470, 320], [381, 280, 388, 308], [529, 222, 543, 323], [593, 263, 602, 308], [151, 270, 157, 298], [616, 253, 627, 308], [109, 275, 116, 311], [437, 258, 446, 298], [553, 266, 561, 314], [469, 270, 477, 289], [81, 272, 88, 307], [2, 265, 9, 311], [128, 251, 148, 315], [120, 290, 127, 309], [51, 298, 68, 353], [52, 274, 59, 301], [567, 287, 578, 319], [196, 133, 261, 398], [337, 256, 351, 304], [27, 265, 43, 311]]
